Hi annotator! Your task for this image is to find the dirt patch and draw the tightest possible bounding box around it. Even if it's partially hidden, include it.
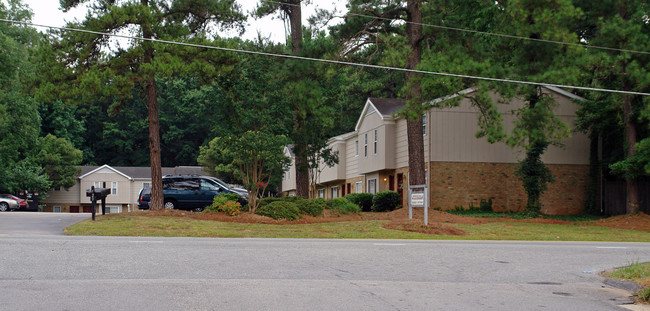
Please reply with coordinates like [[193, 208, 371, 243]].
[[135, 208, 650, 235]]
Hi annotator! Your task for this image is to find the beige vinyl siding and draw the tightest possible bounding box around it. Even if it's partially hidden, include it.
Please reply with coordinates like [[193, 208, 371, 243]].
[[281, 149, 296, 192], [43, 183, 81, 204], [395, 118, 409, 168], [131, 179, 151, 206], [319, 141, 346, 182], [345, 136, 360, 179], [79, 171, 131, 204]]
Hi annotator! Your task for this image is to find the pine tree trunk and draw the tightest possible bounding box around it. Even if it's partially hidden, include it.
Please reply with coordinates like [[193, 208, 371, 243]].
[[287, 0, 309, 198], [622, 90, 639, 214], [405, 0, 425, 187], [142, 0, 162, 210]]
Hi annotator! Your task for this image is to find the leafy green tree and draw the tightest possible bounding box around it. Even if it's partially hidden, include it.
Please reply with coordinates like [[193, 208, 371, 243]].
[[491, 0, 581, 215], [198, 131, 290, 213], [254, 2, 340, 198], [573, 0, 649, 214], [35, 134, 83, 190], [0, 0, 82, 194], [50, 0, 246, 209]]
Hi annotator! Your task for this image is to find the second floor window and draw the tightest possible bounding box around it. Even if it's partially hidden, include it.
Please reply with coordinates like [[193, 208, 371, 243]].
[[355, 140, 359, 156], [364, 133, 368, 157], [374, 129, 378, 154], [423, 114, 427, 135], [111, 181, 118, 195]]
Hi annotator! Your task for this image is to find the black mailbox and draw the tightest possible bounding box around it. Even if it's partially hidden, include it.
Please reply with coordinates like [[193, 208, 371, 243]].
[[86, 188, 111, 199], [86, 187, 111, 220]]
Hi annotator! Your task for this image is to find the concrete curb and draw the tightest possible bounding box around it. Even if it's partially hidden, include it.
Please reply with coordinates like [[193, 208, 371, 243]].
[[604, 278, 642, 293]]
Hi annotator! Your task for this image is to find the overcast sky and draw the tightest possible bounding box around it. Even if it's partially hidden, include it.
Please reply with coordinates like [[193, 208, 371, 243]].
[[19, 0, 347, 42]]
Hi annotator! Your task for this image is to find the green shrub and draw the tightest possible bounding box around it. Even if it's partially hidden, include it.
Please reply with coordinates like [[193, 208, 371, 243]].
[[371, 191, 401, 212], [255, 201, 301, 221], [345, 193, 374, 212], [300, 198, 326, 217], [327, 198, 361, 215], [258, 196, 306, 210], [219, 201, 241, 216], [206, 193, 241, 214]]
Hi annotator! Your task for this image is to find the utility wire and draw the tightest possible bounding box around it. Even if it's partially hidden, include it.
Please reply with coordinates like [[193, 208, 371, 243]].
[[260, 0, 650, 56], [2, 18, 649, 96]]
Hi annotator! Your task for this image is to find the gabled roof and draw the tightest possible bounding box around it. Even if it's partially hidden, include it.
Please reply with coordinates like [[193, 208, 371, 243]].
[[355, 98, 406, 131], [79, 165, 208, 180], [79, 165, 133, 180]]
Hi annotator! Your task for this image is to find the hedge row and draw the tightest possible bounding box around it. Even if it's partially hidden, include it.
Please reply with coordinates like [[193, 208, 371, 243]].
[[209, 190, 402, 221]]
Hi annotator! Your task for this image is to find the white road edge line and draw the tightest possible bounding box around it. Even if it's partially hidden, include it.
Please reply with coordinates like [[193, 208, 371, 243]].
[[596, 247, 628, 249], [374, 243, 406, 246], [129, 241, 163, 243]]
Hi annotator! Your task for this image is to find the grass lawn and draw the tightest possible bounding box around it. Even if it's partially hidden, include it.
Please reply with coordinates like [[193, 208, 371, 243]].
[[65, 213, 650, 242]]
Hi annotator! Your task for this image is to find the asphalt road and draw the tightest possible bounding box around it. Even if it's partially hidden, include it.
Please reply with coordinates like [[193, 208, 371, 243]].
[[0, 213, 648, 310]]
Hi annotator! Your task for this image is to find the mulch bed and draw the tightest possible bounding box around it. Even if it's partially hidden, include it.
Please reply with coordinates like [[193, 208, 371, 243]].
[[134, 208, 650, 235]]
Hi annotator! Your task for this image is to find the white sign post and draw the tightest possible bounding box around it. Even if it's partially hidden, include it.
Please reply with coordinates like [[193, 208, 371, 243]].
[[408, 184, 428, 225]]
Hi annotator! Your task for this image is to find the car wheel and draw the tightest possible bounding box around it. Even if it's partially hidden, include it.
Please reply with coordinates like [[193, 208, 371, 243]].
[[192, 207, 204, 213], [164, 199, 177, 210], [0, 202, 8, 212]]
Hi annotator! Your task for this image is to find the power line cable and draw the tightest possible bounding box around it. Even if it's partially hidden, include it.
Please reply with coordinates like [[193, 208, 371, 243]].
[[260, 0, 650, 55], [1, 18, 648, 96]]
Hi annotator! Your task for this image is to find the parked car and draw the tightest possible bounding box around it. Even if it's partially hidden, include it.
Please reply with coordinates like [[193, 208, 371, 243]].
[[0, 197, 19, 212], [137, 175, 248, 212], [0, 194, 28, 210]]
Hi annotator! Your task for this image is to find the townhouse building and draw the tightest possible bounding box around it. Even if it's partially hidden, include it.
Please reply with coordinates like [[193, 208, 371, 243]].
[[282, 87, 591, 215], [43, 165, 207, 213]]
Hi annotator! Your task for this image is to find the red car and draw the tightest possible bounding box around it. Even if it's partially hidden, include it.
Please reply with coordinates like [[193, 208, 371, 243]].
[[0, 194, 28, 209]]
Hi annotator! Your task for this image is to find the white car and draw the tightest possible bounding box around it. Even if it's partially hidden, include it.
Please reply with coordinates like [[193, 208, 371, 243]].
[[0, 197, 19, 212]]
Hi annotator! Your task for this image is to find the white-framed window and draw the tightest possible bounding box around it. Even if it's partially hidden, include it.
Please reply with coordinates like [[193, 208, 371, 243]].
[[373, 129, 378, 154], [111, 181, 118, 195], [93, 181, 102, 189], [318, 189, 325, 198], [364, 133, 368, 157], [355, 181, 363, 193], [355, 140, 359, 156], [367, 179, 377, 194], [331, 186, 339, 199], [53, 206, 61, 213], [143, 182, 151, 189], [423, 114, 427, 135], [106, 206, 122, 214]]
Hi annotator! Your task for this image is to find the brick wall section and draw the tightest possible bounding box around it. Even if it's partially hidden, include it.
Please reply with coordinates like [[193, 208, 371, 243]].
[[428, 162, 589, 215]]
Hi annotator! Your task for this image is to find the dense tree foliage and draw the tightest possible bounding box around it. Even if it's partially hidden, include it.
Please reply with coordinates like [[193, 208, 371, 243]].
[[46, 0, 245, 209], [0, 0, 81, 194]]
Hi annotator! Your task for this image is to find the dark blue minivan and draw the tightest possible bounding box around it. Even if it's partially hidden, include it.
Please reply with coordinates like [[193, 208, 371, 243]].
[[137, 175, 247, 212]]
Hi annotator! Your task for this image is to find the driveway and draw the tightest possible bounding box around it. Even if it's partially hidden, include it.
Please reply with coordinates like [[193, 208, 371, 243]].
[[0, 212, 89, 236]]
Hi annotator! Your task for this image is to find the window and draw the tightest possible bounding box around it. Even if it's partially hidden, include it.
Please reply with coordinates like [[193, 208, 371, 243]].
[[331, 186, 339, 199], [364, 133, 368, 157], [355, 140, 359, 156], [373, 129, 378, 154], [367, 179, 377, 194], [53, 206, 61, 213], [94, 181, 102, 189], [355, 181, 363, 193], [106, 206, 122, 214], [200, 180, 220, 191], [111, 181, 118, 195], [422, 114, 427, 135], [318, 189, 325, 198]]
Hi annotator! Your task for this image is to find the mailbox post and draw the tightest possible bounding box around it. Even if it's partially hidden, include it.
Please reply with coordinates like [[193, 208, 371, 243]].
[[86, 186, 111, 221]]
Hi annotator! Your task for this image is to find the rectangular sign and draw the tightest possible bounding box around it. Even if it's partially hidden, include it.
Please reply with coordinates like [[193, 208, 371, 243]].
[[410, 191, 425, 207]]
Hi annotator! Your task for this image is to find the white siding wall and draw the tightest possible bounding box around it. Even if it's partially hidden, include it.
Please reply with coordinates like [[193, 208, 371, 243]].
[[43, 183, 81, 204], [345, 136, 360, 179], [79, 170, 131, 204]]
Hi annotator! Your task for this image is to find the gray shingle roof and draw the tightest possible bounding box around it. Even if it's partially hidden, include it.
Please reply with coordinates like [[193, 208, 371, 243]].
[[368, 98, 406, 116]]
